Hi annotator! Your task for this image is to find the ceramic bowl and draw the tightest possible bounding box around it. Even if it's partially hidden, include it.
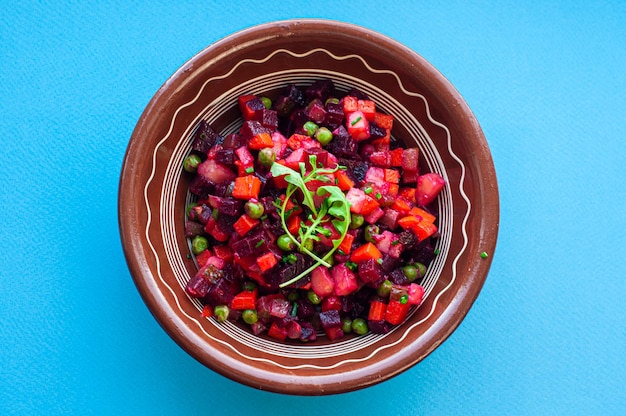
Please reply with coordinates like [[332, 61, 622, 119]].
[[119, 19, 499, 395]]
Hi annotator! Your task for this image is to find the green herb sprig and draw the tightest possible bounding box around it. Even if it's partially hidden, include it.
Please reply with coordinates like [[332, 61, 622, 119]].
[[270, 155, 351, 287]]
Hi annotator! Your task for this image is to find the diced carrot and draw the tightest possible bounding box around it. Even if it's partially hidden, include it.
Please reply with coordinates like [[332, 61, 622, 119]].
[[335, 170, 354, 191], [409, 206, 436, 224], [398, 187, 416, 203], [385, 299, 411, 325], [350, 242, 382, 263], [411, 221, 438, 242], [231, 175, 261, 200], [267, 322, 288, 341], [201, 305, 213, 318], [357, 99, 376, 120], [287, 133, 308, 150], [391, 197, 412, 214], [279, 194, 303, 219], [234, 160, 254, 177], [195, 249, 213, 267], [374, 112, 394, 129], [337, 233, 354, 256], [397, 215, 422, 230], [230, 289, 258, 310], [248, 132, 273, 150], [368, 300, 387, 321], [384, 168, 400, 184], [342, 96, 358, 113], [233, 214, 260, 236], [256, 252, 279, 273], [238, 94, 258, 120], [388, 183, 399, 196], [287, 215, 301, 235], [390, 148, 404, 166]]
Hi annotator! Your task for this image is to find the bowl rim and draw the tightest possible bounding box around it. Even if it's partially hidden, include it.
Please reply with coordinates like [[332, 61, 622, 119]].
[[119, 18, 499, 395]]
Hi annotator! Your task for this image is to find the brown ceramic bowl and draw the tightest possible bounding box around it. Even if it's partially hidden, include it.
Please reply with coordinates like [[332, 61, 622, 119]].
[[119, 19, 498, 395]]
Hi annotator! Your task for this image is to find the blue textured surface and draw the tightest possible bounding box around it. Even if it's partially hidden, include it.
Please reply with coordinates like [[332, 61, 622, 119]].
[[1, 2, 625, 414]]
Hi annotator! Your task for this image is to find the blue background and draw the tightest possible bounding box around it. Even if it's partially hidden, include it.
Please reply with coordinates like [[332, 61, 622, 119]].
[[2, 1, 625, 414]]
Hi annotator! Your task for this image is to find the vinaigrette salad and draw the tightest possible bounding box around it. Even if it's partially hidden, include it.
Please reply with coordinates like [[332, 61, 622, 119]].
[[182, 79, 445, 342]]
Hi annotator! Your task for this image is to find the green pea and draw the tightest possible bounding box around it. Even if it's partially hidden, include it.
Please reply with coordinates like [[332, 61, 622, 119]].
[[214, 305, 230, 323], [314, 127, 333, 146], [349, 214, 364, 229], [191, 235, 208, 255], [402, 264, 419, 282], [242, 309, 258, 325], [325, 97, 340, 105], [415, 262, 427, 278], [377, 279, 393, 297], [364, 224, 380, 243], [342, 317, 353, 334], [351, 318, 368, 335], [303, 121, 318, 137], [258, 147, 276, 167], [301, 238, 314, 253], [307, 290, 321, 305], [244, 201, 264, 219], [277, 234, 295, 251], [183, 154, 202, 173], [260, 96, 272, 109]]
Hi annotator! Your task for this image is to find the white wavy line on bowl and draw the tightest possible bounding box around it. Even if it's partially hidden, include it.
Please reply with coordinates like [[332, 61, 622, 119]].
[[143, 47, 470, 369]]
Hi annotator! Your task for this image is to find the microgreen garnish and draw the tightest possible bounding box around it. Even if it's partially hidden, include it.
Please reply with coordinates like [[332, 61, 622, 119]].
[[270, 156, 351, 287]]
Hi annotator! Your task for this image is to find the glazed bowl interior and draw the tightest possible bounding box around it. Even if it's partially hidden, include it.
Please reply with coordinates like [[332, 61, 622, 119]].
[[119, 19, 499, 395]]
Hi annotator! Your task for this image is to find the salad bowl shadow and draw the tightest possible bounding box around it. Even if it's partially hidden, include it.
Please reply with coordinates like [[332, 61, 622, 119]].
[[118, 19, 499, 395]]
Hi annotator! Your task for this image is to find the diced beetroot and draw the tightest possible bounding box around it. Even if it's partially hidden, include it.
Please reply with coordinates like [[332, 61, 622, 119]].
[[221, 133, 246, 149], [357, 258, 383, 284], [306, 79, 334, 102], [311, 266, 335, 298], [332, 264, 358, 296], [240, 120, 271, 141], [191, 120, 222, 153], [271, 131, 288, 158], [368, 319, 390, 334], [416, 173, 446, 207], [250, 321, 267, 336], [235, 146, 254, 166], [373, 230, 397, 254], [256, 294, 284, 322], [364, 166, 386, 186], [368, 151, 391, 167], [287, 321, 303, 339], [304, 147, 329, 167], [299, 321, 317, 342], [401, 148, 419, 172], [324, 102, 344, 127], [407, 283, 425, 305], [283, 148, 307, 170], [379, 208, 401, 229], [345, 188, 378, 215], [319, 309, 342, 329], [258, 108, 278, 128], [402, 169, 419, 184], [305, 98, 327, 124], [185, 275, 210, 298], [364, 206, 384, 224], [346, 110, 370, 141], [322, 295, 342, 311], [208, 195, 243, 216], [184, 220, 204, 238], [270, 297, 290, 318], [324, 326, 345, 341], [197, 159, 237, 186]]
